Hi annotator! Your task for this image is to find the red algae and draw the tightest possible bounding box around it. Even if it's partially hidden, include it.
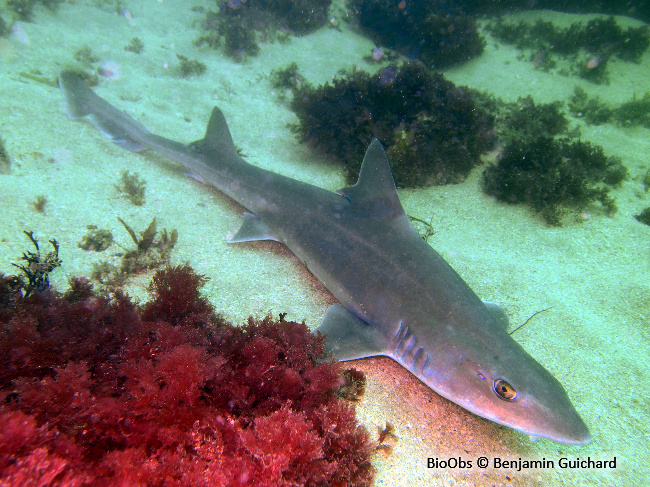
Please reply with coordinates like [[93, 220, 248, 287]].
[[0, 266, 374, 486]]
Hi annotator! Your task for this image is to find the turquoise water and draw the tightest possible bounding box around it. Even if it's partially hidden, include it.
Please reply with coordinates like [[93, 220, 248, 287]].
[[0, 2, 648, 485]]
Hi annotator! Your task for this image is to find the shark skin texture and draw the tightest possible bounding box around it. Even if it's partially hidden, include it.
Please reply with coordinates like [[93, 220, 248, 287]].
[[59, 71, 591, 446]]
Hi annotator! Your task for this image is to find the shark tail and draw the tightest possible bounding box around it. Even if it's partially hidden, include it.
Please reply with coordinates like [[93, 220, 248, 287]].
[[58, 71, 240, 164], [58, 71, 149, 152], [59, 70, 247, 196]]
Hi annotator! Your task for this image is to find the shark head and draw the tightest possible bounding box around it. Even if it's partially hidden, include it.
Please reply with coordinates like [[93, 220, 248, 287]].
[[318, 301, 591, 446], [418, 312, 592, 445]]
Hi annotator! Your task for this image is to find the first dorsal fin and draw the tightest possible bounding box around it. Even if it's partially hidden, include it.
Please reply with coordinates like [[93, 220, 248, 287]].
[[189, 107, 240, 161], [338, 139, 405, 218]]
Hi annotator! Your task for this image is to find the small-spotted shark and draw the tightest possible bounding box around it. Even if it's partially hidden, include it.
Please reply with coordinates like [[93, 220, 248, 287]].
[[59, 71, 590, 445]]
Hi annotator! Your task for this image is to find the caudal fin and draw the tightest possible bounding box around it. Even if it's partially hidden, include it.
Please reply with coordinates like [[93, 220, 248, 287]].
[[58, 71, 148, 152]]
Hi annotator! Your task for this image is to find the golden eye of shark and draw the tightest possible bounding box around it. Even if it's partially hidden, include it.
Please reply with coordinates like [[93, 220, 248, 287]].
[[494, 379, 517, 401]]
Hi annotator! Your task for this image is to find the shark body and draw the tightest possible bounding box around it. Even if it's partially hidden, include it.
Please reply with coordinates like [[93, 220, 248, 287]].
[[59, 71, 590, 445]]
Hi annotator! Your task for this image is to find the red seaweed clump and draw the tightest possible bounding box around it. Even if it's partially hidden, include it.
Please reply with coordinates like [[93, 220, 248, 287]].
[[0, 265, 374, 486]]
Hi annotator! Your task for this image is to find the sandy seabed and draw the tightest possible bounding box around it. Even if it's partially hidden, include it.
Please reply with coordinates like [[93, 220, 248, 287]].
[[0, 2, 648, 485]]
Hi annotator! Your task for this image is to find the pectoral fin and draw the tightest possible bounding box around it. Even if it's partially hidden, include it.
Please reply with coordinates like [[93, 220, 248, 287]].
[[316, 304, 389, 361]]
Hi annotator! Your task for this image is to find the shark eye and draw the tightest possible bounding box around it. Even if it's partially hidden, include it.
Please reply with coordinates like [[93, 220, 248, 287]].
[[493, 379, 517, 401]]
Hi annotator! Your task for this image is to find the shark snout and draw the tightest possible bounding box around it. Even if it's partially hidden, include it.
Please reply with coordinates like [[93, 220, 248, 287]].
[[540, 402, 591, 445], [506, 373, 592, 446]]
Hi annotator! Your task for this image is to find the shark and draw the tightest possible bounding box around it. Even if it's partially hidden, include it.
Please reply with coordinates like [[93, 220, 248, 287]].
[[59, 70, 591, 445]]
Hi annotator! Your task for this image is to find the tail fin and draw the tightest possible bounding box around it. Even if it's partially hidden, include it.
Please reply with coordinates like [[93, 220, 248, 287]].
[[58, 71, 148, 152]]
